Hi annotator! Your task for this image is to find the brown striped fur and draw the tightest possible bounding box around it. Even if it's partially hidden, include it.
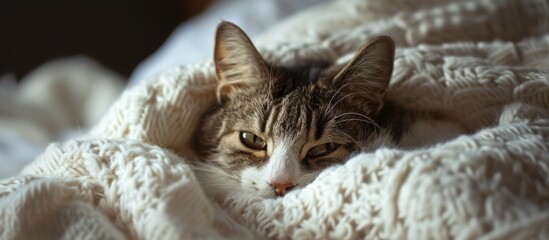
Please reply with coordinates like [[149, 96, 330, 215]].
[[194, 22, 460, 199]]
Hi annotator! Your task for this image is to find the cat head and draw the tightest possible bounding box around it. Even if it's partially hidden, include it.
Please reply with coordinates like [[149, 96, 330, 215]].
[[197, 21, 395, 199]]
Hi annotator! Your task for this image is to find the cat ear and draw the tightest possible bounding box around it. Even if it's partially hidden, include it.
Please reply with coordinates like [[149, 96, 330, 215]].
[[334, 36, 395, 113], [214, 21, 268, 101]]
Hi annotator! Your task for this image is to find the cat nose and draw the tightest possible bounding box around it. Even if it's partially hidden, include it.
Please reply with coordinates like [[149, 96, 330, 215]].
[[269, 182, 296, 196]]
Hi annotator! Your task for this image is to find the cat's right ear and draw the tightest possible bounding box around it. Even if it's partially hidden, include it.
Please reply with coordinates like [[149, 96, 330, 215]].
[[214, 21, 268, 102]]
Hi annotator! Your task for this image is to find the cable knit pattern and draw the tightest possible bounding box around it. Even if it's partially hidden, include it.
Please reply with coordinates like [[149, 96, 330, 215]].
[[2, 0, 549, 239]]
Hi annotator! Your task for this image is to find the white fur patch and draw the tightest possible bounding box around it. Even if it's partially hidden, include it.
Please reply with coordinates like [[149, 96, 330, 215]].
[[263, 141, 300, 185], [240, 167, 273, 197], [240, 140, 318, 197]]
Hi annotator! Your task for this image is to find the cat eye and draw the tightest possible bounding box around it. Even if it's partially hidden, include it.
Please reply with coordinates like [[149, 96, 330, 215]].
[[307, 143, 340, 158], [239, 131, 267, 150]]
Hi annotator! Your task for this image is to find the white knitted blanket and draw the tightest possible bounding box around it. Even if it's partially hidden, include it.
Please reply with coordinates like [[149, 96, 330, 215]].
[[2, 0, 549, 239]]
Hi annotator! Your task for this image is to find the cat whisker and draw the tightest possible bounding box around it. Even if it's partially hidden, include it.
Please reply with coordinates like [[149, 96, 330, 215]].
[[334, 118, 377, 126], [326, 82, 353, 111], [326, 135, 335, 145], [192, 163, 236, 177], [332, 112, 381, 130], [320, 94, 368, 132], [322, 82, 353, 122], [333, 112, 371, 120], [334, 130, 360, 146], [324, 92, 362, 118], [192, 163, 242, 197]]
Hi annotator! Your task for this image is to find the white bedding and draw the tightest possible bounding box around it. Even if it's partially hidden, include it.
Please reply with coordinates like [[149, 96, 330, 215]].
[[0, 57, 124, 179], [2, 0, 549, 239]]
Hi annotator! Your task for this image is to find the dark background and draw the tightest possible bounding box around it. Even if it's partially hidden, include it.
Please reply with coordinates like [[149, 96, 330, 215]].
[[0, 0, 212, 81]]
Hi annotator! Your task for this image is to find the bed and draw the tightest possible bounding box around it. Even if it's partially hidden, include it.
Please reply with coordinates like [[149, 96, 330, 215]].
[[2, 0, 549, 239]]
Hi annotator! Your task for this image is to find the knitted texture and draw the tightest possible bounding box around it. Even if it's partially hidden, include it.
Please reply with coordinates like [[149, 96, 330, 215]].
[[2, 0, 549, 239]]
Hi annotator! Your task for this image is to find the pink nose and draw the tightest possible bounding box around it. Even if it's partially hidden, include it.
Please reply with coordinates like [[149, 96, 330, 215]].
[[269, 182, 296, 196]]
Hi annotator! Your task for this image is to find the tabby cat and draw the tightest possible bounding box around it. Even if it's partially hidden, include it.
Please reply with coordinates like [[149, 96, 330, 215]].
[[194, 21, 459, 199]]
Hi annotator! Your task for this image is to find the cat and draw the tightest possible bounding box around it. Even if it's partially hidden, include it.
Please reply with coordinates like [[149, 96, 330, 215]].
[[194, 21, 461, 199]]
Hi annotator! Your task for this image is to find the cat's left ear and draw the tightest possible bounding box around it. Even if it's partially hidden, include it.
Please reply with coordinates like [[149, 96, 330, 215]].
[[214, 21, 268, 102], [334, 36, 395, 114]]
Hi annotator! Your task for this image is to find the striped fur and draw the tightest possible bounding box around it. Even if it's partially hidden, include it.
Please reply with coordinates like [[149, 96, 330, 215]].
[[195, 22, 411, 199]]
